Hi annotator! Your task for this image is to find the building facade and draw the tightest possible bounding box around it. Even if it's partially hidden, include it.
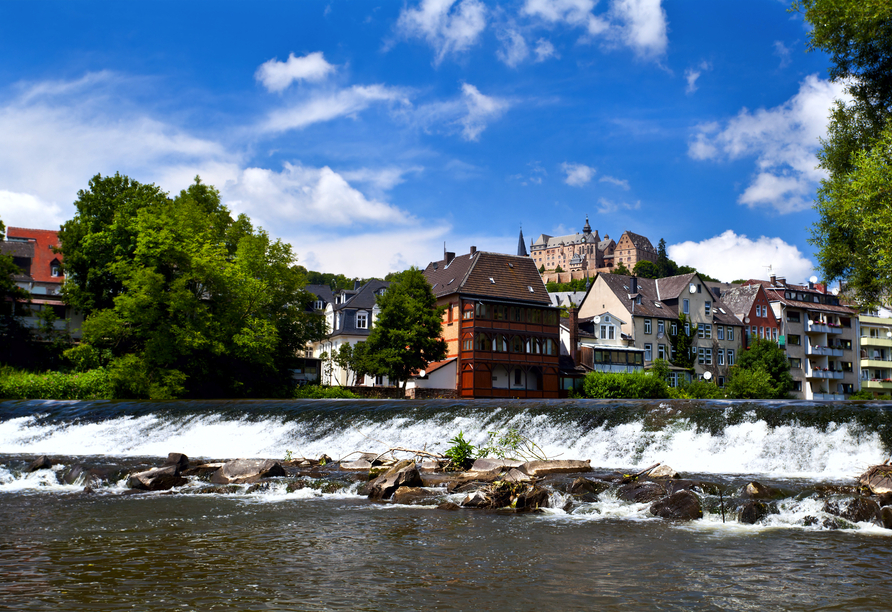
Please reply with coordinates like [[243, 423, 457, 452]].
[[720, 283, 782, 348], [858, 313, 892, 398], [530, 217, 615, 275], [422, 248, 561, 398]]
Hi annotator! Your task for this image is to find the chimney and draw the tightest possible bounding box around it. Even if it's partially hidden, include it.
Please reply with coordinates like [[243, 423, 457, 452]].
[[808, 280, 815, 290], [470, 246, 477, 255], [353, 280, 361, 291], [445, 252, 455, 265], [630, 276, 638, 295], [770, 274, 777, 286], [777, 276, 786, 286], [568, 307, 579, 364]]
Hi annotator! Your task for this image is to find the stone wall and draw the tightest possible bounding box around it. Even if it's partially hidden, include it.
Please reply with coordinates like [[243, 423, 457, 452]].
[[343, 386, 459, 399]]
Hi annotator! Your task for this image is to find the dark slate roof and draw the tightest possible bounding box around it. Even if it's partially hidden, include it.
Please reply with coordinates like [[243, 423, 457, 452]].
[[654, 272, 698, 301], [335, 279, 390, 311], [597, 239, 615, 252], [305, 284, 335, 305], [746, 279, 857, 315], [620, 231, 655, 252], [423, 250, 552, 305], [0, 240, 34, 258], [517, 228, 528, 257]]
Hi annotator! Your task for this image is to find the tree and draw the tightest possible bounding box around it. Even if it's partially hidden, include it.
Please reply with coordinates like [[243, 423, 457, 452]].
[[669, 314, 696, 370], [0, 217, 34, 367], [335, 341, 372, 386], [633, 260, 660, 279], [554, 265, 565, 273], [364, 267, 447, 390], [62, 174, 324, 398], [726, 367, 777, 399], [613, 262, 630, 275], [538, 264, 545, 273], [733, 338, 794, 398], [656, 238, 677, 278], [797, 0, 892, 308]]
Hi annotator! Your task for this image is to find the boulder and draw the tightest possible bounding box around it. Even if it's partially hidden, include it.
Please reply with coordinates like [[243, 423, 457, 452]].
[[26, 455, 53, 472], [569, 477, 610, 497], [648, 465, 679, 479], [364, 459, 423, 501], [650, 490, 702, 520], [210, 459, 287, 485], [738, 500, 770, 524], [618, 481, 667, 503], [471, 458, 524, 472], [128, 465, 188, 491], [741, 481, 778, 500], [392, 486, 439, 505], [858, 465, 892, 495], [438, 501, 461, 511], [461, 490, 492, 508], [824, 497, 881, 524], [877, 492, 892, 507], [419, 459, 447, 472], [339, 459, 373, 471], [664, 479, 708, 496], [163, 453, 189, 471], [519, 460, 592, 477], [881, 507, 892, 530], [501, 468, 531, 483], [513, 486, 549, 511]]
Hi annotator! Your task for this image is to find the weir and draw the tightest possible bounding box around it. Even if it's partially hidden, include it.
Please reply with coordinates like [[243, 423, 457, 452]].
[[2, 398, 890, 479]]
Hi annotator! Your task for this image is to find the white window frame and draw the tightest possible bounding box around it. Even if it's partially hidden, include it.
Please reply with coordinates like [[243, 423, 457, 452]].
[[727, 349, 734, 365], [644, 343, 652, 361], [717, 326, 724, 340], [356, 311, 369, 329], [705, 301, 711, 315], [644, 319, 652, 334]]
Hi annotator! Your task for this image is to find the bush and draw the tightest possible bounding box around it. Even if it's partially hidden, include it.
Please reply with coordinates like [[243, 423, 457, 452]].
[[581, 370, 669, 399], [848, 389, 875, 400], [0, 367, 112, 400], [676, 379, 726, 399], [444, 431, 476, 470], [293, 385, 359, 399], [725, 367, 777, 399]]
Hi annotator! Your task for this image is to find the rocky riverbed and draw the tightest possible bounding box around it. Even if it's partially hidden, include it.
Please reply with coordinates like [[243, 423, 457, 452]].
[[12, 451, 892, 530]]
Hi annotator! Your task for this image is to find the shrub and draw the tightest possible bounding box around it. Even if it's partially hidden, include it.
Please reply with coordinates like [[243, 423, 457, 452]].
[[444, 431, 476, 470], [581, 370, 669, 399], [848, 389, 875, 400], [293, 385, 359, 399], [0, 367, 112, 400]]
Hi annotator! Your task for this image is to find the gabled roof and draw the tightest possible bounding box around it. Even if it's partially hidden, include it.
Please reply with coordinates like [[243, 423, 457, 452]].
[[5, 227, 63, 283], [305, 284, 335, 305], [720, 284, 761, 320], [617, 230, 655, 252], [423, 250, 552, 305], [746, 279, 857, 315], [334, 279, 390, 311], [531, 231, 598, 248]]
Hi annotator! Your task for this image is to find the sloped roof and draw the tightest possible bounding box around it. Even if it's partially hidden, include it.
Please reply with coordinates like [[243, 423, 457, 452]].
[[305, 284, 335, 305], [618, 230, 655, 252], [746, 279, 857, 315], [720, 284, 761, 320], [531, 231, 598, 248], [424, 250, 552, 305], [6, 227, 63, 283], [335, 279, 390, 311]]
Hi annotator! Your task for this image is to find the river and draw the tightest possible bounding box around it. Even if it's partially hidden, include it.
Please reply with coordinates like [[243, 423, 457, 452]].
[[1, 398, 891, 611]]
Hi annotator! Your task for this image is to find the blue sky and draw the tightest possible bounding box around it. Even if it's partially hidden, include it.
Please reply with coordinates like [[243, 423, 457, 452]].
[[0, 0, 840, 283]]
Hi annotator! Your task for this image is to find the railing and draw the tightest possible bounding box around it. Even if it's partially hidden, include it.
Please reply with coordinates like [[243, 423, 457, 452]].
[[812, 393, 845, 400], [805, 367, 844, 380], [806, 320, 843, 334], [864, 380, 892, 389], [806, 345, 843, 357]]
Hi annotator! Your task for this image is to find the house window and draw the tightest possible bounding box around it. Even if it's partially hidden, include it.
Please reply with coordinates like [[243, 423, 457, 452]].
[[671, 322, 678, 336], [657, 344, 666, 360], [788, 334, 801, 346], [462, 338, 473, 351], [787, 311, 800, 322], [717, 326, 724, 340], [718, 350, 725, 366], [512, 336, 524, 353], [683, 299, 689, 314], [514, 369, 523, 386], [314, 300, 324, 310], [698, 348, 712, 365], [684, 323, 690, 335], [704, 301, 711, 315], [773, 328, 778, 341], [644, 343, 652, 361], [789, 357, 801, 369], [356, 312, 368, 329], [727, 327, 734, 341], [644, 319, 652, 334], [658, 320, 664, 334], [727, 349, 734, 365]]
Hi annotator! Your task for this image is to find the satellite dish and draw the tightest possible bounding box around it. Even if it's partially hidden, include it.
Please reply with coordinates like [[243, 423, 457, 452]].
[[689, 283, 697, 294], [703, 371, 713, 380], [744, 316, 750, 324], [809, 275, 818, 283], [593, 315, 601, 324]]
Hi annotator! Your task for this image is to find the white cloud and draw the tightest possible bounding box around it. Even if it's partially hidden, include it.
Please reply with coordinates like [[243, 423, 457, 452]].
[[534, 38, 558, 61], [597, 197, 640, 213], [395, 0, 487, 64], [522, 0, 667, 60], [223, 162, 413, 228], [414, 83, 509, 141], [261, 84, 411, 133], [496, 27, 530, 67], [562, 162, 596, 186], [609, 0, 668, 60], [669, 230, 815, 283], [599, 175, 629, 189], [255, 52, 336, 93], [0, 190, 67, 231], [339, 166, 424, 192], [688, 74, 848, 213], [774, 40, 792, 69], [685, 61, 710, 94]]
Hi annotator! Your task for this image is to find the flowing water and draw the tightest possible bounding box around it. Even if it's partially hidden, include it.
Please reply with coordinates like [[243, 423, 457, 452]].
[[1, 398, 891, 611]]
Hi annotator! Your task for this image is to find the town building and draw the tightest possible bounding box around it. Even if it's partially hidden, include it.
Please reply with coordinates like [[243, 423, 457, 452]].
[[529, 217, 615, 276], [720, 283, 781, 348], [310, 279, 391, 387], [421, 247, 561, 398], [747, 275, 859, 400], [857, 312, 892, 398], [0, 227, 82, 339], [578, 272, 744, 386], [559, 308, 645, 385]]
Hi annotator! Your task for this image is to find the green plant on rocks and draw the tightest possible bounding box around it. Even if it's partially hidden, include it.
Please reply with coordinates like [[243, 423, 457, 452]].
[[478, 427, 548, 461], [444, 431, 476, 471]]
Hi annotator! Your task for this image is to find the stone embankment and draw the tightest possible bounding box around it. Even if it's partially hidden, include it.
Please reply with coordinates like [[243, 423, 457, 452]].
[[17, 452, 892, 529]]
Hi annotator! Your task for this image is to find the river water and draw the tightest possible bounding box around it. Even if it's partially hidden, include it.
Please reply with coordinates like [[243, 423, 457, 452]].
[[1, 398, 891, 611]]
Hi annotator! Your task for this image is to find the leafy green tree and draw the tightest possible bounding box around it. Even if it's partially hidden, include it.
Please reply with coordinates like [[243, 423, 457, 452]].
[[335, 341, 372, 386], [613, 262, 630, 275], [656, 238, 678, 278], [734, 338, 794, 398], [538, 264, 545, 273], [796, 0, 892, 308], [725, 367, 777, 399], [364, 267, 447, 390], [0, 217, 35, 367], [554, 265, 564, 273], [633, 260, 660, 279], [63, 175, 324, 398], [669, 314, 696, 370]]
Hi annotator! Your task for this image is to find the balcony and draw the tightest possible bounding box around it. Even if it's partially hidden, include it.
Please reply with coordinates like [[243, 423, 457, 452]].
[[812, 393, 846, 400], [806, 320, 843, 335], [860, 336, 892, 348], [863, 379, 892, 390], [806, 344, 843, 357], [805, 367, 844, 380], [861, 358, 892, 369]]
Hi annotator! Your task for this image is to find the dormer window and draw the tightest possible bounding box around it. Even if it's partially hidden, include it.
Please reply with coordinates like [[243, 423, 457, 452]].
[[51, 264, 61, 278], [314, 300, 324, 310], [356, 311, 368, 329]]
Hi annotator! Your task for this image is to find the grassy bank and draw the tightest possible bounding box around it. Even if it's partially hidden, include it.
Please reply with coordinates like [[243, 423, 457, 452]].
[[0, 367, 113, 400]]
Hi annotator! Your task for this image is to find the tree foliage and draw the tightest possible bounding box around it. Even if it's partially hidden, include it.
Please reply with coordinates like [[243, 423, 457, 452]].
[[364, 267, 447, 389], [632, 260, 660, 279], [60, 174, 324, 398], [798, 0, 892, 308], [613, 262, 631, 275], [581, 370, 670, 399], [733, 338, 794, 398], [669, 313, 696, 370]]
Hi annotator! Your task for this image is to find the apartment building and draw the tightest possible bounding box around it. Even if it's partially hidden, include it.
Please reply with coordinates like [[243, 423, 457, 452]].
[[859, 313, 892, 398]]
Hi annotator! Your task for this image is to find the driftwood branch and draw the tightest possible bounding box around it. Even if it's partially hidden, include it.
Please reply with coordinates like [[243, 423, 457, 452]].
[[620, 462, 661, 483], [374, 447, 447, 463]]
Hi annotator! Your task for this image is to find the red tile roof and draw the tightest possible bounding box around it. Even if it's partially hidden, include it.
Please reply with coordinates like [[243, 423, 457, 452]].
[[423, 250, 552, 306], [6, 227, 63, 284]]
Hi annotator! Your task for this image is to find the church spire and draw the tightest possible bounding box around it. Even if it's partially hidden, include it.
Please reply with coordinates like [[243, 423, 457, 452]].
[[583, 215, 592, 235], [517, 225, 528, 256]]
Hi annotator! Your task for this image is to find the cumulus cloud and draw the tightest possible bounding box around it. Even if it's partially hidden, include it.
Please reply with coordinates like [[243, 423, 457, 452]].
[[0, 191, 68, 231], [261, 84, 411, 133], [669, 230, 815, 283], [562, 162, 596, 186], [599, 175, 629, 189], [685, 61, 710, 94], [688, 74, 848, 213], [534, 38, 558, 61], [223, 163, 413, 227], [522, 0, 667, 60], [417, 83, 509, 141], [496, 26, 530, 67], [255, 52, 336, 93], [395, 0, 487, 64], [597, 197, 639, 213]]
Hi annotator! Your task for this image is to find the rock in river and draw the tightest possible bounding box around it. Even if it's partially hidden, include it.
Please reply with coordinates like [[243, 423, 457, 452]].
[[128, 465, 188, 491], [519, 460, 592, 476], [858, 465, 892, 495], [364, 459, 423, 501], [650, 490, 702, 520], [210, 459, 287, 485]]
